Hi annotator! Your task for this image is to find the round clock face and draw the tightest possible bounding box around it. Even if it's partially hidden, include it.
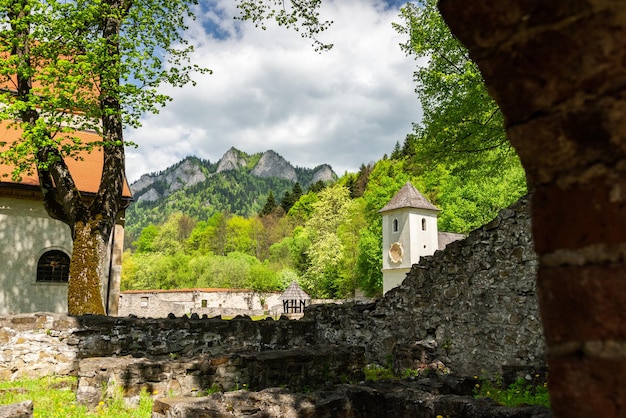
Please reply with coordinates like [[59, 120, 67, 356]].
[[389, 242, 403, 263]]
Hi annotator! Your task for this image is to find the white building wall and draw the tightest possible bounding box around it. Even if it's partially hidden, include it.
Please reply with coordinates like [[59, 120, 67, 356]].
[[118, 290, 283, 318], [382, 210, 408, 271], [0, 197, 72, 314], [407, 209, 439, 263], [381, 268, 410, 295], [382, 208, 438, 295]]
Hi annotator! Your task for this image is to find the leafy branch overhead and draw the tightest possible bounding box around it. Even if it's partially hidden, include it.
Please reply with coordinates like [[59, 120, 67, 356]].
[[0, 0, 213, 315], [393, 0, 518, 174], [0, 0, 211, 180], [236, 0, 333, 52]]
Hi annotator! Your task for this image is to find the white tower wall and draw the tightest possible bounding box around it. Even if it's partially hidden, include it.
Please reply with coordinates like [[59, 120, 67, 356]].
[[381, 208, 439, 293]]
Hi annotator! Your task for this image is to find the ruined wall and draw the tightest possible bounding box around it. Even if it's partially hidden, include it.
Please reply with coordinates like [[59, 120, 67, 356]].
[[0, 313, 315, 380], [307, 195, 544, 377], [0, 195, 542, 384], [118, 289, 283, 318]]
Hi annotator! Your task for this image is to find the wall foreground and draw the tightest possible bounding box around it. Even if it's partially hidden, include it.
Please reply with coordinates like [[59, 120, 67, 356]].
[[307, 194, 544, 377], [0, 195, 544, 392], [439, 2, 626, 416]]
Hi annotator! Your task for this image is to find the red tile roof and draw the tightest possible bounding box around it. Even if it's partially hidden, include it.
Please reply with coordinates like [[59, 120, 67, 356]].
[[0, 122, 132, 198]]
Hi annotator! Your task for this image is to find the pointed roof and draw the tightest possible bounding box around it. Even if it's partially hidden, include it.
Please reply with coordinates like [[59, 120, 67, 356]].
[[279, 281, 311, 301], [379, 181, 439, 213]]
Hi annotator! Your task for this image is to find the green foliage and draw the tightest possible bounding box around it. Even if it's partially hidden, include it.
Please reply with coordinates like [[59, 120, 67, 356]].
[[287, 191, 318, 223], [430, 163, 527, 233], [280, 182, 303, 212], [0, 0, 209, 177], [122, 247, 285, 291], [125, 169, 296, 248], [301, 185, 355, 298], [355, 227, 383, 297], [0, 376, 152, 417], [364, 364, 396, 381], [259, 191, 278, 216], [134, 224, 159, 253], [236, 0, 334, 52], [394, 0, 515, 173], [475, 377, 550, 408]]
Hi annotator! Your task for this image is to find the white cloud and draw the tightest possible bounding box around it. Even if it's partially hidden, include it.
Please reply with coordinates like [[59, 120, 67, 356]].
[[124, 0, 421, 182]]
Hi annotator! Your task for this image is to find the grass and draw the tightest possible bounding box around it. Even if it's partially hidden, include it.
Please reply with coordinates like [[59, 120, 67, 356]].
[[0, 376, 153, 417], [220, 314, 280, 321], [474, 377, 550, 408], [363, 364, 396, 381]]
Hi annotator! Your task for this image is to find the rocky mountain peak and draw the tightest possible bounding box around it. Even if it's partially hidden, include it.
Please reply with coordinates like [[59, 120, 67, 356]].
[[311, 164, 335, 184], [216, 147, 247, 174], [251, 150, 297, 182], [130, 157, 207, 203]]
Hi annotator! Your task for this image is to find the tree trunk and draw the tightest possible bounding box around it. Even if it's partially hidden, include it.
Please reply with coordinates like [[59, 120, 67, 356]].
[[8, 0, 128, 316], [68, 219, 108, 315]]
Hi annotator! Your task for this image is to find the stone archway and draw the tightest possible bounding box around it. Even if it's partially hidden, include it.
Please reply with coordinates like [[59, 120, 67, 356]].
[[438, 1, 626, 417]]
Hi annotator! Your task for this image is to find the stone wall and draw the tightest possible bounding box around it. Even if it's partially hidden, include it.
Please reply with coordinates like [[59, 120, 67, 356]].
[[306, 195, 544, 377], [118, 289, 344, 319], [118, 289, 283, 318], [0, 313, 315, 381], [438, 2, 626, 416], [0, 195, 543, 396]]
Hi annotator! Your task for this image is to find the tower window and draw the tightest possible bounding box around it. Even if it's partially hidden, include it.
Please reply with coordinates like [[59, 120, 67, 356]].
[[36, 250, 70, 283], [422, 218, 427, 231], [393, 218, 399, 233]]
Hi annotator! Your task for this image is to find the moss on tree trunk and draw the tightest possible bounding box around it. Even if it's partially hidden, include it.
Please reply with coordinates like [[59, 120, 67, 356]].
[[68, 219, 107, 316]]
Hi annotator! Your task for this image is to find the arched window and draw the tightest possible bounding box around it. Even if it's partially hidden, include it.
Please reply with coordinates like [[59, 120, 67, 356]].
[[393, 218, 399, 233], [37, 250, 70, 283], [422, 218, 427, 231]]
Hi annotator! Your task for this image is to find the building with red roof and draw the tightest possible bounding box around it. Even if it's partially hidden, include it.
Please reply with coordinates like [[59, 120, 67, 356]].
[[0, 123, 132, 315]]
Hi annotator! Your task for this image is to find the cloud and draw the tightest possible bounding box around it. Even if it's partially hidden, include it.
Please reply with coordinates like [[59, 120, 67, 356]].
[[124, 0, 421, 182]]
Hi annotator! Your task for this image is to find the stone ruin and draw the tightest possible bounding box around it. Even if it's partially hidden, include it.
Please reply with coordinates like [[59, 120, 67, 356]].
[[0, 194, 551, 417]]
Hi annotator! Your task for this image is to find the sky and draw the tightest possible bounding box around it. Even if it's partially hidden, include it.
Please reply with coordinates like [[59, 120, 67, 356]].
[[124, 0, 422, 183]]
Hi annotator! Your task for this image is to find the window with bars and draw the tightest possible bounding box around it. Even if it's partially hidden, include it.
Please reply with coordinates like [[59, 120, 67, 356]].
[[36, 250, 70, 283]]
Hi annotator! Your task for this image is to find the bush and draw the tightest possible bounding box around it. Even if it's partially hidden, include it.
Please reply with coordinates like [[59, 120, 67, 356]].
[[474, 377, 550, 408]]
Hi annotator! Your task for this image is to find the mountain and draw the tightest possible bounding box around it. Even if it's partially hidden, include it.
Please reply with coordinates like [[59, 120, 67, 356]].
[[125, 148, 337, 246]]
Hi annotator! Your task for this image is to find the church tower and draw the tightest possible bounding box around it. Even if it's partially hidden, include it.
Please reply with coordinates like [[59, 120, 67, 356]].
[[379, 182, 440, 294]]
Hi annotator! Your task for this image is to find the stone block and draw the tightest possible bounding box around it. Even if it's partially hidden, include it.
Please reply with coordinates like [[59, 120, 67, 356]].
[[549, 354, 626, 418], [533, 180, 626, 253], [538, 264, 626, 342], [0, 401, 33, 418]]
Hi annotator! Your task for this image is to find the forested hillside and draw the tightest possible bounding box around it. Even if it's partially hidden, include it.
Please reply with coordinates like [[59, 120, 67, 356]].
[[122, 148, 526, 298], [121, 1, 529, 298], [124, 149, 336, 247]]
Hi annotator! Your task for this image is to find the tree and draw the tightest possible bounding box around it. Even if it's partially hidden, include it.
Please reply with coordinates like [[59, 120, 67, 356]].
[[0, 0, 208, 314], [259, 191, 278, 216], [236, 0, 333, 52], [302, 185, 353, 298], [390, 141, 402, 160], [393, 0, 522, 176]]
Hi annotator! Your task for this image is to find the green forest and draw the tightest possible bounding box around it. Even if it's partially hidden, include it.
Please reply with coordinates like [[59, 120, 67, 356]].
[[121, 0, 528, 298]]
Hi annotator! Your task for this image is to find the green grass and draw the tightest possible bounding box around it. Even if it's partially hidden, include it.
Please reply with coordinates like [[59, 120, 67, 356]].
[[0, 376, 153, 417], [220, 314, 280, 321], [474, 377, 550, 408], [363, 364, 396, 381]]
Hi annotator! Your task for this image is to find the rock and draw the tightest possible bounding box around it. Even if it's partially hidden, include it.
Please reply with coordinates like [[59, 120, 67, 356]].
[[151, 380, 552, 418], [310, 164, 335, 184], [215, 147, 247, 173], [251, 150, 297, 182], [0, 401, 33, 418]]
